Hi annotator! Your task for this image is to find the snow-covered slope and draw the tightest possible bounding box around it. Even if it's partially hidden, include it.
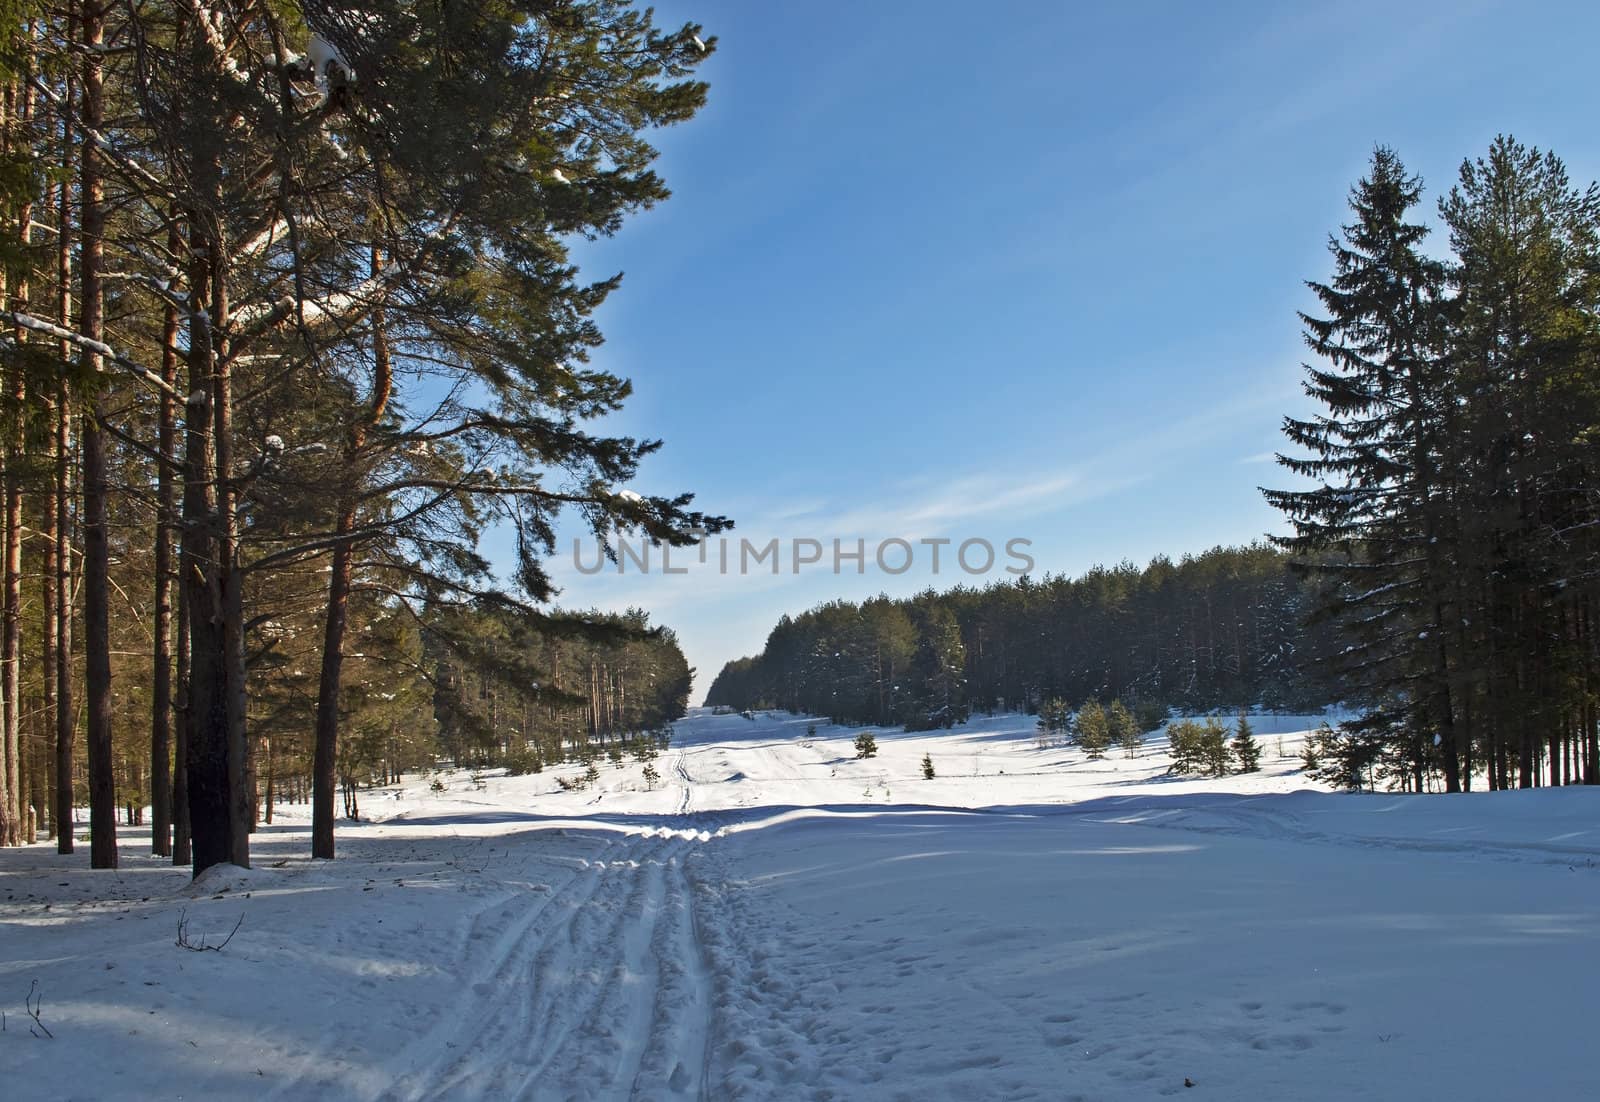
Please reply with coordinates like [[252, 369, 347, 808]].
[[3, 709, 1598, 1100]]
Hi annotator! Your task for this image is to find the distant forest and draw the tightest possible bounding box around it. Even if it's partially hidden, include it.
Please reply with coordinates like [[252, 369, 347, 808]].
[[705, 544, 1339, 729]]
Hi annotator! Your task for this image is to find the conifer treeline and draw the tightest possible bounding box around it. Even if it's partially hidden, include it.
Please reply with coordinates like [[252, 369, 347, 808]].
[[706, 545, 1338, 727], [1267, 138, 1600, 792], [0, 1, 725, 872]]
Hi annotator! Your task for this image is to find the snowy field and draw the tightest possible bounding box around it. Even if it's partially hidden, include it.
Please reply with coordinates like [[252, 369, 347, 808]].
[[4, 709, 1600, 1100]]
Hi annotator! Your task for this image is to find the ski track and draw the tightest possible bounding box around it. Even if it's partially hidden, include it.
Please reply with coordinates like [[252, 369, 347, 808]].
[[345, 818, 725, 1100], [365, 734, 729, 1102]]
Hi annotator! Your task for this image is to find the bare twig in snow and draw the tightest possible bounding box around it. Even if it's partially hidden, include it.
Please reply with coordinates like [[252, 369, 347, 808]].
[[175, 909, 245, 952], [26, 980, 53, 1038]]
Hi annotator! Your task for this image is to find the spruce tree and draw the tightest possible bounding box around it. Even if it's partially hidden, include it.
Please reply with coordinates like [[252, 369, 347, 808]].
[[1200, 718, 1231, 777], [921, 753, 935, 779], [1264, 146, 1456, 790], [1232, 713, 1261, 773], [854, 731, 878, 759]]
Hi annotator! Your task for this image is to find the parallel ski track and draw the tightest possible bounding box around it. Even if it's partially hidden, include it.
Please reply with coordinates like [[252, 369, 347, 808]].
[[375, 822, 721, 1098]]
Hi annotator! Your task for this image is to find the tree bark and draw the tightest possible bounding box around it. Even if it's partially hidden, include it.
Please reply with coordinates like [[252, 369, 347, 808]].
[[1, 67, 34, 848], [80, 0, 116, 870], [53, 32, 75, 852], [181, 205, 233, 874], [172, 556, 190, 864], [150, 218, 180, 857]]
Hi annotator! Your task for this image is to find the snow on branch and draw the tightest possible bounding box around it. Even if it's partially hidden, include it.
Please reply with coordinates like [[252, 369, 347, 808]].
[[2, 312, 180, 400]]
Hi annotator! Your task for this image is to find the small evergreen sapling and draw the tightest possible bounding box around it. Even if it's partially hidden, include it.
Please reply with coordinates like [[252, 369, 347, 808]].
[[1232, 712, 1261, 773], [1200, 718, 1231, 776], [641, 763, 661, 790], [1034, 713, 1053, 751], [1077, 701, 1111, 760], [1108, 700, 1140, 758], [921, 753, 935, 779], [1301, 724, 1328, 772], [1036, 698, 1070, 748], [855, 731, 878, 759], [1167, 719, 1203, 774]]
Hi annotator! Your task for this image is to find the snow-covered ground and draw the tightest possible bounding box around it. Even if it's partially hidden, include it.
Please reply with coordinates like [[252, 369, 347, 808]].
[[4, 709, 1599, 1100]]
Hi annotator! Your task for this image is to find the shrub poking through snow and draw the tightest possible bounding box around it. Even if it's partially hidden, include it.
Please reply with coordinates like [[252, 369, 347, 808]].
[[854, 731, 878, 759]]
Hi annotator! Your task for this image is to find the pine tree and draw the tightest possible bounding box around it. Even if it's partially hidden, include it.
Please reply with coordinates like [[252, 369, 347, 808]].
[[1167, 719, 1203, 774], [1108, 700, 1140, 757], [1232, 713, 1261, 773], [854, 731, 878, 759], [921, 753, 935, 779], [1077, 701, 1110, 760], [1439, 136, 1600, 791], [1200, 718, 1231, 777]]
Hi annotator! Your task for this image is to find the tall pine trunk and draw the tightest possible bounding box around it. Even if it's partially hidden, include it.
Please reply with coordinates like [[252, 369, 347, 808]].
[[312, 523, 355, 860], [53, 95, 74, 852], [182, 239, 230, 873], [149, 218, 180, 858], [2, 65, 34, 847], [172, 557, 190, 864], [312, 268, 392, 860], [80, 0, 116, 869]]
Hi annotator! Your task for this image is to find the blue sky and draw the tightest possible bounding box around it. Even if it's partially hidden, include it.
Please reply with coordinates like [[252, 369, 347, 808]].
[[523, 0, 1600, 698]]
